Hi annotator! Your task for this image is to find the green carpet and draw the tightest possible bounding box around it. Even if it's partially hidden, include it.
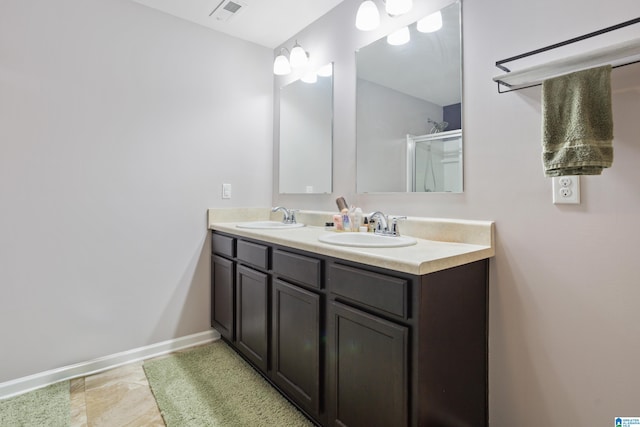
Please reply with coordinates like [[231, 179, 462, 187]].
[[143, 341, 314, 427], [0, 381, 70, 427]]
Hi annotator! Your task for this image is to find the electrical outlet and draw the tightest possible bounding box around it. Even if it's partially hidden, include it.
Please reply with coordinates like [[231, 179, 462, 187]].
[[558, 177, 572, 188], [552, 176, 580, 204], [222, 183, 232, 199]]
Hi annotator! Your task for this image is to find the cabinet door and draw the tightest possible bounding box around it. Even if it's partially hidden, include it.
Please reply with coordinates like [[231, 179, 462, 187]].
[[271, 279, 321, 418], [236, 264, 269, 372], [211, 255, 234, 341], [328, 301, 408, 427]]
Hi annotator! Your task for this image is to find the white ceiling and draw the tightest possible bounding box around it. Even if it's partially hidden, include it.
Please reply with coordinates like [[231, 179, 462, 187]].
[[130, 0, 345, 49]]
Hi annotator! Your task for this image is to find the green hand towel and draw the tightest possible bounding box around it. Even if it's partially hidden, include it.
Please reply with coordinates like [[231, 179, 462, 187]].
[[542, 65, 613, 177]]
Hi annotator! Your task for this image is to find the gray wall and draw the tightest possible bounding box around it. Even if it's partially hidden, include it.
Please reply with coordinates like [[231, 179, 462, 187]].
[[273, 0, 640, 425], [0, 0, 273, 383]]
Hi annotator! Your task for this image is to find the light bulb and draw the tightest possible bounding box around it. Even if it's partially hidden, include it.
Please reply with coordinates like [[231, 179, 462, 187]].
[[417, 11, 442, 33], [289, 42, 308, 68], [385, 0, 412, 16], [355, 0, 380, 31], [387, 26, 410, 45], [273, 50, 291, 75], [301, 71, 318, 84], [317, 63, 333, 77]]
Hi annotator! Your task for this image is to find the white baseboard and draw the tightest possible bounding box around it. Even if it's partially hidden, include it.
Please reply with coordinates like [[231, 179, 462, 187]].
[[0, 329, 221, 400]]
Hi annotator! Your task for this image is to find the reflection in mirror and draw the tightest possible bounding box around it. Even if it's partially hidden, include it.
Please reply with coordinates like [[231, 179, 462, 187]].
[[407, 129, 462, 192], [356, 1, 462, 193], [279, 63, 333, 194]]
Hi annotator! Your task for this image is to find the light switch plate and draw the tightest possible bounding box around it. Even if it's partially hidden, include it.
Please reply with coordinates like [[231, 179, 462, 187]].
[[222, 183, 232, 199]]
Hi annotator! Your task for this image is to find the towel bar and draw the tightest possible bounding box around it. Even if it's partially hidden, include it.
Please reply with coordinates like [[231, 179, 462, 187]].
[[493, 17, 640, 93]]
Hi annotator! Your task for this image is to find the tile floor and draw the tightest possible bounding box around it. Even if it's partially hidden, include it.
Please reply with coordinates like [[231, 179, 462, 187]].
[[70, 360, 165, 427]]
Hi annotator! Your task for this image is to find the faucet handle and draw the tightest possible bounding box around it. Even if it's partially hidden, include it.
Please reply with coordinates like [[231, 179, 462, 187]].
[[288, 209, 299, 224], [388, 216, 407, 236]]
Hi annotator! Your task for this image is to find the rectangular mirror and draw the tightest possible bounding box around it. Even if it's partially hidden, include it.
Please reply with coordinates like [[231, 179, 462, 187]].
[[279, 63, 333, 194], [356, 1, 462, 193]]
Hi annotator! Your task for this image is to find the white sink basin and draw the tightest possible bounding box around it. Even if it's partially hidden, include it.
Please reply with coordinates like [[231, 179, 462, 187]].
[[236, 221, 305, 230], [318, 232, 417, 248]]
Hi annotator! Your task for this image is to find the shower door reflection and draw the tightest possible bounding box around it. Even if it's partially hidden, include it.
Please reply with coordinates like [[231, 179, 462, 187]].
[[406, 129, 462, 192]]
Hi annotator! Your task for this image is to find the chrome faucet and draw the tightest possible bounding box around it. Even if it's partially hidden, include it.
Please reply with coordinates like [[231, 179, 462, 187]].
[[368, 211, 407, 236], [271, 206, 297, 224], [369, 211, 388, 233]]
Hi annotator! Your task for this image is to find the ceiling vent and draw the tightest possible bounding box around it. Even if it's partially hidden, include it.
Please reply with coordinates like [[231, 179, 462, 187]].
[[209, 0, 246, 22]]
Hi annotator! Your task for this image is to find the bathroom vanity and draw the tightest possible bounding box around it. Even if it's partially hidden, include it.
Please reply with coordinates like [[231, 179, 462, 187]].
[[208, 209, 495, 427]]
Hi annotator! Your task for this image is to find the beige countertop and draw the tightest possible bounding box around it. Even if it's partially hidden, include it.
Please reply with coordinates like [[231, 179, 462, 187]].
[[207, 208, 495, 276]]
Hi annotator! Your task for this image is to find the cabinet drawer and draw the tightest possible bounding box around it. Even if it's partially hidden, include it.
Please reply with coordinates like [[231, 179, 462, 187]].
[[328, 263, 408, 319], [237, 240, 269, 270], [212, 233, 235, 258], [273, 249, 322, 289]]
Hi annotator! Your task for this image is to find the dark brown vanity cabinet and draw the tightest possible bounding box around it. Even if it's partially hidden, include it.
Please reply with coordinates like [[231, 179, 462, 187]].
[[211, 255, 234, 341], [271, 248, 323, 419], [328, 301, 408, 427], [236, 264, 269, 371], [326, 259, 489, 427], [211, 231, 489, 427], [272, 278, 321, 418], [211, 233, 271, 372], [211, 233, 235, 341], [211, 233, 324, 421], [235, 240, 270, 372], [327, 264, 410, 427]]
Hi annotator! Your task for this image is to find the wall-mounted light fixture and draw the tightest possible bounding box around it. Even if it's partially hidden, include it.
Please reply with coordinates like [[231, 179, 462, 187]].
[[355, 1, 445, 41], [356, 0, 414, 31], [273, 41, 310, 75], [355, 0, 380, 31], [273, 48, 292, 75], [289, 41, 309, 68]]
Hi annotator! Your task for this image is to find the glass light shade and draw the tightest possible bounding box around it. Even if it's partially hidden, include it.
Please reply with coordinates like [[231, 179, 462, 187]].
[[289, 43, 308, 68], [273, 52, 291, 75], [301, 71, 318, 84], [317, 63, 333, 77], [385, 0, 412, 16], [387, 26, 410, 45], [355, 0, 380, 31], [417, 11, 443, 33]]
